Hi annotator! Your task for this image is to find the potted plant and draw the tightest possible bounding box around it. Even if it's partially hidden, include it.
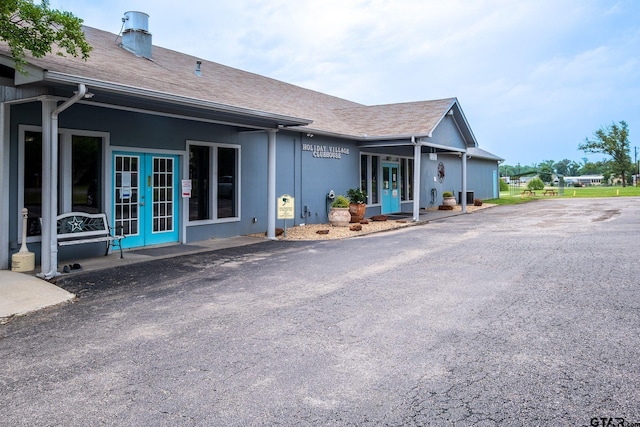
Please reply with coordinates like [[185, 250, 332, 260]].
[[346, 188, 367, 223], [442, 191, 457, 206], [328, 195, 351, 227]]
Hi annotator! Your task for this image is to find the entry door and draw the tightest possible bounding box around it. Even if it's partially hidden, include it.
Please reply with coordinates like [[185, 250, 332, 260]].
[[381, 162, 400, 214], [113, 152, 180, 249]]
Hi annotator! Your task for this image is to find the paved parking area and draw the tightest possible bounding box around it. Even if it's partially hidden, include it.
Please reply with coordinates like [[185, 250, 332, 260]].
[[1, 197, 639, 426]]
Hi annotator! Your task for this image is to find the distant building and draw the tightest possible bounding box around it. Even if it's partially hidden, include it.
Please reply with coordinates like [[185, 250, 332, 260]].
[[564, 175, 604, 186]]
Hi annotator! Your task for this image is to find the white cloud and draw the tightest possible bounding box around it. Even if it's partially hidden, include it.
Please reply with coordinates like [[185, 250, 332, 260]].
[[47, 0, 640, 165]]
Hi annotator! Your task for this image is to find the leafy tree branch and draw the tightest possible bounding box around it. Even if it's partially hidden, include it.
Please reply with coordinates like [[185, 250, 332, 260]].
[[0, 0, 91, 73]]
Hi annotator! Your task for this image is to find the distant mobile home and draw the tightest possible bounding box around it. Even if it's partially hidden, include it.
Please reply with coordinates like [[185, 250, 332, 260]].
[[0, 12, 502, 274]]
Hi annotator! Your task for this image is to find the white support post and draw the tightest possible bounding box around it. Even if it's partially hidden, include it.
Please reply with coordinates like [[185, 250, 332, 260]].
[[461, 152, 467, 213], [412, 140, 421, 221], [266, 129, 277, 240], [39, 100, 55, 277], [0, 103, 9, 269]]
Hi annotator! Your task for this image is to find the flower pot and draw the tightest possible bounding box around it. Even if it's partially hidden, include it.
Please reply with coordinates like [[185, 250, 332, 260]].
[[442, 196, 457, 206], [349, 203, 366, 223], [328, 207, 351, 227]]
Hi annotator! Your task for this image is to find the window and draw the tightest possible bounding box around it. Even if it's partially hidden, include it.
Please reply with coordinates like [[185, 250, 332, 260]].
[[189, 145, 209, 221], [371, 155, 379, 204], [217, 147, 237, 219], [360, 154, 380, 204], [188, 142, 240, 222], [21, 129, 103, 237], [72, 135, 102, 213], [401, 158, 414, 201], [23, 131, 43, 236]]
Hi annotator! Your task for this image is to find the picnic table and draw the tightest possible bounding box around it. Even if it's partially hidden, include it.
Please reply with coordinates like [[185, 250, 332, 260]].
[[543, 189, 558, 196], [521, 190, 535, 197]]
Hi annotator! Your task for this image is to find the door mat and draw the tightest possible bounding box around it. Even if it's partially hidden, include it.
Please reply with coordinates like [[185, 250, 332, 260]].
[[128, 244, 205, 257]]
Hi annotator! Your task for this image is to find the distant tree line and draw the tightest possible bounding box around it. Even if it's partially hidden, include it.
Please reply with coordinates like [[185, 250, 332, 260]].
[[499, 158, 610, 179], [500, 121, 636, 187]]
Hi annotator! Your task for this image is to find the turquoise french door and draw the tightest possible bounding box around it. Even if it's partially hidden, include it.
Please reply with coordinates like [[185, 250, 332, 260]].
[[113, 152, 180, 249], [381, 162, 400, 214]]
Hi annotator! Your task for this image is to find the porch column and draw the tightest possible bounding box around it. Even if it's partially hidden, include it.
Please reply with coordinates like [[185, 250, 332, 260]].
[[266, 129, 277, 240], [39, 99, 56, 277], [412, 140, 421, 221], [461, 152, 467, 213], [0, 103, 9, 269]]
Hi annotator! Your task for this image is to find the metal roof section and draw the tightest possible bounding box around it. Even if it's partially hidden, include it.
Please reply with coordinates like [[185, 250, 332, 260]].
[[467, 147, 504, 161]]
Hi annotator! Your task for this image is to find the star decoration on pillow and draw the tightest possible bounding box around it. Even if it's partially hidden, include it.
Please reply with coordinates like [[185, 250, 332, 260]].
[[68, 216, 84, 232]]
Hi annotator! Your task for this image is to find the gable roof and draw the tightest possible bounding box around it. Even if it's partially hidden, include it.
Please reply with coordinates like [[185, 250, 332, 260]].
[[1, 26, 475, 143]]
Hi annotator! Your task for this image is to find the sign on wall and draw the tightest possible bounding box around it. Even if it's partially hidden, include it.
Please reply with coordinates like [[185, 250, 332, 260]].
[[277, 194, 295, 219], [302, 143, 350, 159], [181, 179, 192, 198]]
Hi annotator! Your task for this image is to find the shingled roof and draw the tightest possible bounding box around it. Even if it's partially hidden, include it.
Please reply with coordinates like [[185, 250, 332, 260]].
[[1, 25, 464, 140]]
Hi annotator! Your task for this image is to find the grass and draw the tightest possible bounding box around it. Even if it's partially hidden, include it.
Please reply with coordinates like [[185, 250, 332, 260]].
[[485, 185, 640, 205]]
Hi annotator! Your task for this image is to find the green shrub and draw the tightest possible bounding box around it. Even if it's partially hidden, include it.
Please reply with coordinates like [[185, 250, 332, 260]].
[[499, 179, 509, 191], [331, 195, 350, 208], [442, 191, 453, 198], [527, 177, 545, 191], [347, 188, 367, 204]]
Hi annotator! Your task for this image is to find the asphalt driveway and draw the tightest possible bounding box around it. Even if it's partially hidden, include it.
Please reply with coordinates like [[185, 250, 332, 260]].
[[1, 197, 639, 426]]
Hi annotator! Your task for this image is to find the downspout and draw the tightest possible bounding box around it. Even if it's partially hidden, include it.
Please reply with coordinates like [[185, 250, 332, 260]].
[[41, 84, 87, 279], [411, 136, 421, 222]]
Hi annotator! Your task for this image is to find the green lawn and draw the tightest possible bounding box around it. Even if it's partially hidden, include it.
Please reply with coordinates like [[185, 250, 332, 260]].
[[485, 186, 640, 205]]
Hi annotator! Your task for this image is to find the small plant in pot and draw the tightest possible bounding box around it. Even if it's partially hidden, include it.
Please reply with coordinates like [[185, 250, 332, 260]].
[[442, 191, 457, 206], [346, 188, 367, 223], [328, 195, 351, 227]]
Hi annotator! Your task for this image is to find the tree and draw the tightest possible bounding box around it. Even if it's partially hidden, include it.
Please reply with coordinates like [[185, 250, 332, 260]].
[[0, 0, 91, 73], [579, 121, 633, 187], [538, 160, 554, 184], [527, 177, 544, 191]]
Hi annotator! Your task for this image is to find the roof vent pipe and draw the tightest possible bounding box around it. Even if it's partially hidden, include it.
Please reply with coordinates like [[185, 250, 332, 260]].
[[121, 11, 152, 59], [195, 61, 202, 76]]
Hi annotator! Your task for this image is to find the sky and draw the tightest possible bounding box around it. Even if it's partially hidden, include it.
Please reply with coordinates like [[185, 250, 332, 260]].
[[46, 0, 640, 167]]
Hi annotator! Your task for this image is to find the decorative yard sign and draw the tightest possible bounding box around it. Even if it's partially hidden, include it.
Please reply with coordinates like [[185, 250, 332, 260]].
[[277, 194, 295, 220], [302, 143, 350, 159]]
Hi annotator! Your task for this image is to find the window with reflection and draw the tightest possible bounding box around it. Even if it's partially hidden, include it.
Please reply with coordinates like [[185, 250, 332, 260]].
[[188, 142, 239, 221], [22, 131, 103, 237], [72, 135, 102, 213], [23, 131, 43, 236]]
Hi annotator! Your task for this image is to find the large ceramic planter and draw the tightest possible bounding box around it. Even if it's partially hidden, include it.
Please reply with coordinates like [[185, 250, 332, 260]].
[[442, 196, 457, 206], [328, 207, 351, 227], [349, 203, 366, 223]]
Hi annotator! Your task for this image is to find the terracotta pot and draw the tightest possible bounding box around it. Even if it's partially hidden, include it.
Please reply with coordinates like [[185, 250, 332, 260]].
[[328, 207, 351, 227], [349, 203, 366, 223], [442, 196, 457, 206]]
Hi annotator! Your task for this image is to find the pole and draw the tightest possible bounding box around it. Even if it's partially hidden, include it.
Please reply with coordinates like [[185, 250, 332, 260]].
[[633, 147, 640, 187]]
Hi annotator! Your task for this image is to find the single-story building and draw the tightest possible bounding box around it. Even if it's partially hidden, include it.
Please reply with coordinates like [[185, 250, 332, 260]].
[[0, 12, 503, 276], [563, 175, 604, 186]]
